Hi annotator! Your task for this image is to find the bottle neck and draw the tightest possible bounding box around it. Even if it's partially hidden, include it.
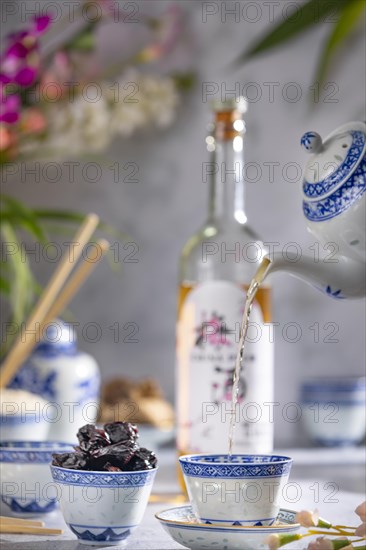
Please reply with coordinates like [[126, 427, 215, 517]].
[[208, 131, 247, 226]]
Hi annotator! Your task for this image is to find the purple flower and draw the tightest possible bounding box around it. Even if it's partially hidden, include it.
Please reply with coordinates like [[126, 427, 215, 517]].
[[0, 88, 20, 124], [0, 15, 51, 90]]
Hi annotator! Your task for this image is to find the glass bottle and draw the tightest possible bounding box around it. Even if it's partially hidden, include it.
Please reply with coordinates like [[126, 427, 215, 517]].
[[176, 98, 274, 462]]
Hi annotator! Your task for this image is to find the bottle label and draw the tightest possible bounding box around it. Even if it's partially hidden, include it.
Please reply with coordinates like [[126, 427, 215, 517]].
[[177, 280, 273, 454]]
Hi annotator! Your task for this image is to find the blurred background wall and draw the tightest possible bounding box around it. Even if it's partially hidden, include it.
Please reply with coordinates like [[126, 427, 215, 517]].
[[2, 0, 365, 446]]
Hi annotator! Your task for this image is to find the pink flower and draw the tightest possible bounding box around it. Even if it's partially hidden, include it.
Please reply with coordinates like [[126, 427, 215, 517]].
[[137, 5, 184, 63], [0, 125, 15, 151], [355, 502, 366, 522], [296, 510, 319, 527], [21, 108, 47, 133], [355, 522, 366, 537]]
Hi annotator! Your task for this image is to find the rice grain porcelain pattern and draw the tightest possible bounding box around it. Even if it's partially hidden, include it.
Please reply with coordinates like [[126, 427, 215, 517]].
[[0, 441, 73, 516], [50, 465, 157, 546], [156, 505, 301, 550], [179, 454, 292, 526]]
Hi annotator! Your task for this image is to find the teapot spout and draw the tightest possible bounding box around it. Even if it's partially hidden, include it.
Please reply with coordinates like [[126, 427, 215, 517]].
[[265, 252, 366, 299]]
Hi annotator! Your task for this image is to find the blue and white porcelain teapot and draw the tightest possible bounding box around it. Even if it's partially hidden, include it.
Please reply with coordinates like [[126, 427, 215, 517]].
[[267, 121, 366, 298]]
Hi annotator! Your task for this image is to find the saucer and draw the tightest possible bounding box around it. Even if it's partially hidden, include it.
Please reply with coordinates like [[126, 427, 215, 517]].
[[156, 506, 301, 550]]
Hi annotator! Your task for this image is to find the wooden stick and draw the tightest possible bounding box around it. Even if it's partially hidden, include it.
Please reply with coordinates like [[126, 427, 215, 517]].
[[43, 239, 110, 325], [0, 525, 63, 535], [0, 517, 44, 527], [149, 493, 187, 504], [0, 213, 99, 388]]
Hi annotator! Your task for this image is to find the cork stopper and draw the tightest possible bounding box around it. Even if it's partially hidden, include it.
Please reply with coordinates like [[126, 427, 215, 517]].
[[211, 97, 247, 141]]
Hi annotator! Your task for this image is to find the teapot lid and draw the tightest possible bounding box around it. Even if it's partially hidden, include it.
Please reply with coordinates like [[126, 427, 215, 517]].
[[34, 319, 77, 356], [301, 121, 366, 201]]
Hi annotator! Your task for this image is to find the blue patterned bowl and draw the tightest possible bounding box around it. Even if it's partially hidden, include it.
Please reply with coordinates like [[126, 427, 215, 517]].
[[179, 454, 292, 527], [0, 441, 73, 515], [50, 464, 157, 546], [301, 377, 366, 446]]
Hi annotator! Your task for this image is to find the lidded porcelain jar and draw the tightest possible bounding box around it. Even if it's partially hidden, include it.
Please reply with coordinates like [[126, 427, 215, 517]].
[[8, 319, 101, 443]]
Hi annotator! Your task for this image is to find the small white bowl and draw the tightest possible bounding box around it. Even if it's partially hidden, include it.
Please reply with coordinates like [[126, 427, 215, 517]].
[[301, 377, 366, 446], [0, 441, 73, 515], [50, 464, 158, 546], [179, 454, 292, 527]]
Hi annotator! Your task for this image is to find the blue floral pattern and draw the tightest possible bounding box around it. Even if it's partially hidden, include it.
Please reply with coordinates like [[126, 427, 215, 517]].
[[303, 130, 365, 198], [51, 465, 157, 487], [8, 362, 58, 400], [303, 155, 366, 222], [69, 525, 132, 542], [325, 286, 344, 299], [0, 442, 72, 463], [1, 496, 57, 514], [75, 374, 101, 403], [179, 455, 292, 478]]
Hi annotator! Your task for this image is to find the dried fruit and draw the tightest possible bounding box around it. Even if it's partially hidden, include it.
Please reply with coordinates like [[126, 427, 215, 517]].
[[77, 424, 110, 453], [126, 447, 157, 471], [52, 422, 157, 472], [104, 422, 138, 445], [52, 452, 88, 470]]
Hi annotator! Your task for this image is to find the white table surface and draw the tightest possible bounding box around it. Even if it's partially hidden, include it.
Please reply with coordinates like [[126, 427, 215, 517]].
[[1, 447, 365, 550]]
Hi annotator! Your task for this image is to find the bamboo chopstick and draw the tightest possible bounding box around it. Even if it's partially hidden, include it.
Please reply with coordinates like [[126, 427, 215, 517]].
[[0, 213, 99, 388], [43, 239, 110, 325], [0, 517, 44, 527], [149, 493, 187, 504], [0, 525, 63, 535]]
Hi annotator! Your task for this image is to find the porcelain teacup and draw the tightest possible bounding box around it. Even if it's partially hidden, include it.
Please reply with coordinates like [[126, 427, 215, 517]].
[[179, 454, 293, 527]]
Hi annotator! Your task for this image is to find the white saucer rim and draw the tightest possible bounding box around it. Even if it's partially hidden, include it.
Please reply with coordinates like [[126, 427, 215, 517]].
[[155, 505, 300, 531]]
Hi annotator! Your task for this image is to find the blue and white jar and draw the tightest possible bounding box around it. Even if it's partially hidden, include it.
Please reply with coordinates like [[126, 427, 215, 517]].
[[8, 320, 101, 443]]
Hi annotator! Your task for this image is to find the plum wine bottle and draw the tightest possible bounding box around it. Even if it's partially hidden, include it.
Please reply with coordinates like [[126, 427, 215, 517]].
[[176, 98, 274, 465]]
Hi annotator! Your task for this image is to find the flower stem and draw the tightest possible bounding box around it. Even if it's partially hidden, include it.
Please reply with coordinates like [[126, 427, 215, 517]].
[[308, 529, 347, 536]]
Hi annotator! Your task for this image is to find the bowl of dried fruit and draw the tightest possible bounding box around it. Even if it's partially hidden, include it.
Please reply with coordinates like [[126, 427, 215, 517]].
[[50, 421, 158, 546]]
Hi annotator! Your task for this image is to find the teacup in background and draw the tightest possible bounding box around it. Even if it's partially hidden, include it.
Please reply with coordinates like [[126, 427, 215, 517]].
[[301, 377, 366, 446], [179, 454, 293, 526], [0, 441, 73, 515]]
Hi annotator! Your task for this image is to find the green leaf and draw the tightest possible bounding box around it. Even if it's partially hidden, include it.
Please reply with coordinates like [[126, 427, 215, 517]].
[[0, 223, 36, 352], [236, 0, 352, 63], [313, 0, 366, 87], [0, 275, 11, 295], [171, 73, 196, 92], [65, 28, 95, 51], [0, 194, 47, 242]]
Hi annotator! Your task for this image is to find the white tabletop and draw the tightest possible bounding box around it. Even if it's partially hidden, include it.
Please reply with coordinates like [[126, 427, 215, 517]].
[[1, 448, 365, 550]]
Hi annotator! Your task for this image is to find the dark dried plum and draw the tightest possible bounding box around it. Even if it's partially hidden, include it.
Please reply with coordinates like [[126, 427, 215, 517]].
[[91, 441, 138, 465], [52, 452, 88, 470], [125, 447, 157, 471], [77, 424, 110, 453], [104, 422, 138, 445], [103, 462, 122, 472], [54, 422, 157, 472]]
